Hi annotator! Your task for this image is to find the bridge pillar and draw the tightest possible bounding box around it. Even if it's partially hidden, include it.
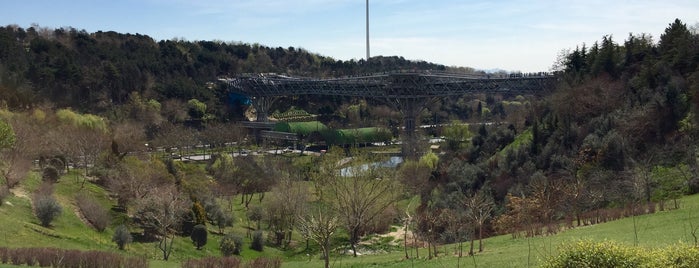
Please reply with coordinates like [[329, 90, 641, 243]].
[[250, 96, 276, 144], [394, 97, 434, 160]]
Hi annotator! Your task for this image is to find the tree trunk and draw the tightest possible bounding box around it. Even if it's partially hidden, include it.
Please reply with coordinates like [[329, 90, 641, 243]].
[[469, 238, 474, 256], [404, 224, 409, 259], [414, 232, 419, 258], [323, 239, 331, 268], [427, 240, 432, 259], [350, 227, 360, 257], [478, 224, 484, 252], [159, 233, 174, 260]]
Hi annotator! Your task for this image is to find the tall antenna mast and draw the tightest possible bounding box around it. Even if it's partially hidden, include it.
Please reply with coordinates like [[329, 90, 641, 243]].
[[366, 0, 370, 61]]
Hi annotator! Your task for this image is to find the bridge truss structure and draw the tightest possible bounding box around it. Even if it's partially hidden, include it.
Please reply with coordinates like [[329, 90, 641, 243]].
[[225, 71, 557, 158]]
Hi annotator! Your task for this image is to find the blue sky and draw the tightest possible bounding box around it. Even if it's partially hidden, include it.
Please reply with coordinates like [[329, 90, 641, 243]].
[[2, 0, 698, 72]]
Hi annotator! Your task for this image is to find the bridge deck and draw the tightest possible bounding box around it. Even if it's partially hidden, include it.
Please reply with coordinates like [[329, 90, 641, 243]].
[[224, 71, 556, 98]]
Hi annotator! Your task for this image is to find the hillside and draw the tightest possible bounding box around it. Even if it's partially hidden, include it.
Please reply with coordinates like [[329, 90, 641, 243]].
[[0, 18, 698, 268], [3, 169, 699, 267]]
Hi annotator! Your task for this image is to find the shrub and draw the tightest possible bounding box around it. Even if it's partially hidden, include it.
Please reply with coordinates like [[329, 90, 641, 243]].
[[244, 257, 282, 268], [220, 234, 244, 256], [247, 206, 264, 230], [42, 165, 60, 183], [124, 256, 148, 268], [33, 194, 62, 227], [182, 256, 241, 268], [251, 230, 264, 251], [191, 224, 208, 250], [112, 224, 133, 250], [214, 209, 233, 233], [542, 240, 699, 268], [76, 194, 110, 232], [645, 244, 699, 268], [48, 157, 65, 174], [192, 201, 207, 226]]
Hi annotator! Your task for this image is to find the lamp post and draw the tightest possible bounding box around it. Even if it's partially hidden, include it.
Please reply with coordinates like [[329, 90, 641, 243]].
[[366, 0, 370, 61]]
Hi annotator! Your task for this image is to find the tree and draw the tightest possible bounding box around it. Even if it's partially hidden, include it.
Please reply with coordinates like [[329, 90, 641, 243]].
[[324, 151, 401, 257], [133, 185, 189, 260], [247, 205, 264, 230], [107, 156, 174, 209], [220, 233, 243, 256], [462, 189, 495, 254], [297, 206, 339, 268], [190, 224, 208, 250], [0, 117, 30, 188], [250, 230, 264, 251], [442, 120, 471, 151], [187, 98, 208, 121], [659, 19, 693, 74], [265, 174, 308, 247], [112, 224, 133, 250], [651, 164, 690, 210], [33, 194, 62, 227]]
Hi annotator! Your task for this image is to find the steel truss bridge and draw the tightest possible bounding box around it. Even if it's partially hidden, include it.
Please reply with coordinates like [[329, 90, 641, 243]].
[[224, 71, 557, 158]]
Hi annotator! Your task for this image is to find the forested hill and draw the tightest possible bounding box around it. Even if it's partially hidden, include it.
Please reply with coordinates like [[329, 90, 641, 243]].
[[463, 18, 699, 205], [0, 25, 449, 114]]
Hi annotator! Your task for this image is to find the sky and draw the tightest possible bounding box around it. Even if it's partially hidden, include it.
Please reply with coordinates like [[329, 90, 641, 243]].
[[2, 0, 698, 72]]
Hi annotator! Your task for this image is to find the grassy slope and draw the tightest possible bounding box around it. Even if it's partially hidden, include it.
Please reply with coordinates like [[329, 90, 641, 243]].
[[283, 194, 699, 267], [3, 168, 699, 267], [0, 170, 282, 266]]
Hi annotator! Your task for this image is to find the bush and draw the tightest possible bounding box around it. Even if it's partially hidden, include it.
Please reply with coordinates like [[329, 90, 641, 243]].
[[244, 257, 282, 268], [182, 256, 241, 268], [33, 194, 62, 227], [0, 247, 147, 268], [543, 240, 699, 268], [76, 194, 110, 232], [220, 234, 244, 256], [46, 157, 65, 173], [112, 224, 133, 250], [42, 166, 60, 183], [191, 224, 208, 250], [214, 209, 233, 233], [251, 230, 264, 251], [247, 206, 264, 230]]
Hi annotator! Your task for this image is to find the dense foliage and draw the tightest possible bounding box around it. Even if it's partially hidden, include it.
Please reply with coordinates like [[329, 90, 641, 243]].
[[409, 18, 699, 248], [0, 24, 448, 120], [543, 240, 699, 268]]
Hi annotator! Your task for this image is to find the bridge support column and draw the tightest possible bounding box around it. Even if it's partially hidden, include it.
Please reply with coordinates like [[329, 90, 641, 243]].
[[250, 96, 276, 144], [394, 97, 435, 160]]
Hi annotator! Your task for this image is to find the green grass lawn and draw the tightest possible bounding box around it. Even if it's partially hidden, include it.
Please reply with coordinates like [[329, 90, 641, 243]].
[[283, 195, 699, 268], [3, 169, 699, 267]]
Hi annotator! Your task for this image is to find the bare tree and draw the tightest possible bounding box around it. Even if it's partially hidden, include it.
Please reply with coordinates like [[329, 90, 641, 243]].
[[133, 185, 190, 260], [108, 157, 174, 209], [200, 122, 245, 153], [111, 120, 148, 159], [265, 173, 308, 247], [297, 205, 339, 268], [1, 113, 41, 188], [324, 152, 401, 257], [462, 189, 494, 254]]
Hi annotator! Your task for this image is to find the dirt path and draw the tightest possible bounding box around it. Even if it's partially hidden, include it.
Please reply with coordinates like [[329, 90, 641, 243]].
[[9, 187, 29, 199]]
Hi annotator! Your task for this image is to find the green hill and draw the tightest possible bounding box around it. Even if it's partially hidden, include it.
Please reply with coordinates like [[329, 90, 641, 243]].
[[0, 170, 282, 266], [3, 169, 699, 267], [282, 194, 699, 267]]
